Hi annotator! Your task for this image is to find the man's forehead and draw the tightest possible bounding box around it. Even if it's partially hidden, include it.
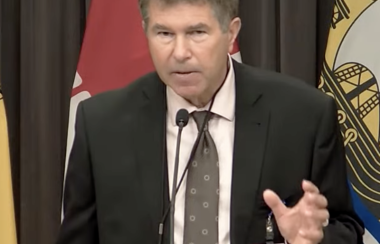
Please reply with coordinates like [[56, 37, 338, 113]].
[[147, 2, 214, 21], [147, 0, 212, 14], [144, 1, 222, 31], [148, 0, 209, 8]]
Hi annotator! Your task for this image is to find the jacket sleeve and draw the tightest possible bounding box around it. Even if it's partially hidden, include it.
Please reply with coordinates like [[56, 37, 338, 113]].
[[311, 96, 364, 244], [56, 101, 99, 244]]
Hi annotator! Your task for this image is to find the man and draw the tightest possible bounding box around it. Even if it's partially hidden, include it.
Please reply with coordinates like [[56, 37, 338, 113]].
[[56, 0, 364, 243]]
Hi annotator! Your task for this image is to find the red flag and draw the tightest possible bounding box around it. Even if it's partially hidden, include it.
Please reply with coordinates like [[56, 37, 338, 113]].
[[231, 40, 242, 62], [63, 0, 242, 202]]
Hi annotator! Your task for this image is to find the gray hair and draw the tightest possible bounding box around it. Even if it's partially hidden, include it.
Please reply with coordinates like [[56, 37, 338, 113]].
[[138, 0, 239, 32]]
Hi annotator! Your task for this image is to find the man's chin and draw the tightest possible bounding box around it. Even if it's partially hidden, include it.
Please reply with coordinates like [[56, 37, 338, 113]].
[[173, 86, 200, 99], [176, 91, 204, 105]]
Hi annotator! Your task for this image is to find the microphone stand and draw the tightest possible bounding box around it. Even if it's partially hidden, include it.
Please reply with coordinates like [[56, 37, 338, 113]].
[[170, 121, 184, 244]]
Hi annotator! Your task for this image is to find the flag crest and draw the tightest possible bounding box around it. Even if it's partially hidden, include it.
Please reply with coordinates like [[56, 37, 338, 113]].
[[319, 0, 380, 243]]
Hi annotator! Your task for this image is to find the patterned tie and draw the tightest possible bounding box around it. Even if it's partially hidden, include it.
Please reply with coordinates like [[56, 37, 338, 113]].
[[183, 111, 219, 244]]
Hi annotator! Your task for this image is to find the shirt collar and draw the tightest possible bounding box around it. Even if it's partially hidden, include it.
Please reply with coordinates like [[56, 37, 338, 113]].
[[167, 54, 236, 126]]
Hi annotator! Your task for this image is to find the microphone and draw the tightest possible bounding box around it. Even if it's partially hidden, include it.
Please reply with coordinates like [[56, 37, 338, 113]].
[[158, 100, 218, 244], [158, 83, 222, 244], [176, 109, 190, 128], [170, 109, 189, 244]]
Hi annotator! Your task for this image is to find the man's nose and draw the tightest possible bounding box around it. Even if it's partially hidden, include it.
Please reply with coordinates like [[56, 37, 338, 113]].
[[172, 37, 191, 63]]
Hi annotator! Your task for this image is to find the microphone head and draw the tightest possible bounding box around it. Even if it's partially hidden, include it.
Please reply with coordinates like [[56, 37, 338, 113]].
[[176, 109, 189, 127]]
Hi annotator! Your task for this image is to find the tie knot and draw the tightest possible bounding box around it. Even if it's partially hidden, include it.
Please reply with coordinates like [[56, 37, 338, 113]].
[[192, 111, 211, 132]]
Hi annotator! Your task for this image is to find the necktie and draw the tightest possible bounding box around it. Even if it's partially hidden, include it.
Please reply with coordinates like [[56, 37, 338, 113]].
[[183, 111, 219, 244]]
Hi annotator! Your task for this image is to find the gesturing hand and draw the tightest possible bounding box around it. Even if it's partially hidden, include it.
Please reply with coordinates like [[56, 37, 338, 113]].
[[263, 180, 329, 244]]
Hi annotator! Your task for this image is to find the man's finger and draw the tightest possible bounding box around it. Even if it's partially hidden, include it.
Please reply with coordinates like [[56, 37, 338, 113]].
[[302, 180, 319, 194], [263, 189, 287, 218], [303, 208, 330, 224], [305, 192, 328, 208]]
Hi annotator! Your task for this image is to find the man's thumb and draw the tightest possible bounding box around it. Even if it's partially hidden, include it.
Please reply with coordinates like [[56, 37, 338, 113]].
[[263, 189, 287, 218]]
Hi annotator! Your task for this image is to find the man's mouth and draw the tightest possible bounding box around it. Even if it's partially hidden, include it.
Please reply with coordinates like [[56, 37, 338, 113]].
[[174, 71, 193, 74]]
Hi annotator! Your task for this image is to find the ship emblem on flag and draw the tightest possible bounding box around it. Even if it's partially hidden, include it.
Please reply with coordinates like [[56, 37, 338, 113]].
[[319, 0, 380, 243]]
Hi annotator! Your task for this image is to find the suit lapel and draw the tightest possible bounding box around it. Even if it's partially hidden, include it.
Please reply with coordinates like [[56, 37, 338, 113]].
[[134, 76, 169, 239], [231, 62, 271, 244]]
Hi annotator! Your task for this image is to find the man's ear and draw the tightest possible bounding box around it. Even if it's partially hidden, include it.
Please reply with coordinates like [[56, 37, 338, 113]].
[[228, 17, 241, 53]]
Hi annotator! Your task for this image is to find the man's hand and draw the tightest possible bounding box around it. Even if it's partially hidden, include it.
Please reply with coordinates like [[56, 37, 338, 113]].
[[263, 180, 329, 244]]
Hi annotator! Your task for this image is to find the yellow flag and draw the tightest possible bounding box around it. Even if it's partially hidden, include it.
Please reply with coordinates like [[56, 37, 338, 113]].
[[319, 0, 380, 243], [0, 88, 18, 244]]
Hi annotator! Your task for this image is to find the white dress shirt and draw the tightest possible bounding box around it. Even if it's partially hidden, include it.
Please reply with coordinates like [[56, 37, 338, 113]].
[[166, 54, 236, 244]]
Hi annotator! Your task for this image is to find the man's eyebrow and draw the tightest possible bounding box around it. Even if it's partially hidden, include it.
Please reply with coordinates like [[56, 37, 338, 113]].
[[187, 23, 209, 30], [151, 23, 170, 31], [151, 23, 210, 32]]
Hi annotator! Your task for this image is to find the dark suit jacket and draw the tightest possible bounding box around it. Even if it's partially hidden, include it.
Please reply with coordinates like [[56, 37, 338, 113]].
[[57, 60, 364, 244]]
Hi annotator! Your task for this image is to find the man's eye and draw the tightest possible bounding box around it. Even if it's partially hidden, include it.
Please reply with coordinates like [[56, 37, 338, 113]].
[[192, 31, 205, 35], [158, 32, 172, 37]]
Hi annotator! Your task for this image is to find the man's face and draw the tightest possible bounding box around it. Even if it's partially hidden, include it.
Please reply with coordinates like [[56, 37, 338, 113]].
[[145, 1, 240, 106]]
